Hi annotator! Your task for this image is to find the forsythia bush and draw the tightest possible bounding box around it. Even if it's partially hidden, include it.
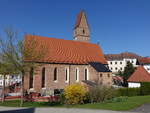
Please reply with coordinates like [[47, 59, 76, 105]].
[[64, 83, 86, 105]]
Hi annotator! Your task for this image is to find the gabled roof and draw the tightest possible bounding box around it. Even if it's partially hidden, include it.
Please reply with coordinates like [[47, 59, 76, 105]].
[[24, 34, 107, 64], [138, 57, 150, 65], [105, 52, 141, 60], [127, 66, 150, 82]]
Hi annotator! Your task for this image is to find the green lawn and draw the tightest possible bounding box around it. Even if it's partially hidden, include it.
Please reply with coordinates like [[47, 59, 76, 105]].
[[0, 95, 150, 111], [73, 95, 150, 111]]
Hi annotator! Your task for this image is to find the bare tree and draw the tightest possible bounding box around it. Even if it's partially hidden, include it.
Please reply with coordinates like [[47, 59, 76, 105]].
[[0, 28, 47, 106], [0, 59, 16, 103]]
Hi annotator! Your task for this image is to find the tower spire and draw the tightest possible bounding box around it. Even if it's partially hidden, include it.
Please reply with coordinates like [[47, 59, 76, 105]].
[[73, 10, 90, 43]]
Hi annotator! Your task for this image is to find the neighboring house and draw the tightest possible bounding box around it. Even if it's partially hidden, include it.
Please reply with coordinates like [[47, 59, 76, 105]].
[[127, 66, 150, 88], [137, 57, 150, 73], [112, 76, 123, 86], [105, 52, 141, 73], [23, 11, 112, 96], [0, 75, 21, 87]]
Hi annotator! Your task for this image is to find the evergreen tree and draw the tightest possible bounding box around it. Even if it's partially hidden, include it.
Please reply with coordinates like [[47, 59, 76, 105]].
[[122, 61, 135, 87]]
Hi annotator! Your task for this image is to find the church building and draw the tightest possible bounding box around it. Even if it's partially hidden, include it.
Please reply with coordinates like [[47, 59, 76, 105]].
[[24, 11, 112, 95]]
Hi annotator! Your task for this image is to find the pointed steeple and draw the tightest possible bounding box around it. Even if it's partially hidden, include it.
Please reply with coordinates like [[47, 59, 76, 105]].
[[73, 10, 90, 43]]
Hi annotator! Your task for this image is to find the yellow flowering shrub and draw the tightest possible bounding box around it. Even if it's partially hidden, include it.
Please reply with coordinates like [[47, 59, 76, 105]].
[[64, 83, 86, 104]]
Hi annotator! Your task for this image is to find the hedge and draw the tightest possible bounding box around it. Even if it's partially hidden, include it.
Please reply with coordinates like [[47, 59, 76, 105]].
[[116, 82, 150, 97], [140, 82, 150, 95], [116, 88, 140, 97]]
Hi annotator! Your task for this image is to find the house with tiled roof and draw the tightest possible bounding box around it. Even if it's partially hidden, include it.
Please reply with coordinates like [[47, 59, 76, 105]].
[[105, 52, 141, 73], [137, 57, 150, 73], [127, 66, 150, 88], [24, 11, 112, 95]]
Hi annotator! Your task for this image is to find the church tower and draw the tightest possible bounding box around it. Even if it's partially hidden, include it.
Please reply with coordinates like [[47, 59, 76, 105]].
[[73, 10, 90, 43]]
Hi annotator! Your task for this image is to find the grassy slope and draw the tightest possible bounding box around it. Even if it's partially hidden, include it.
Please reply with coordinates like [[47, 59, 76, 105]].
[[0, 95, 150, 111]]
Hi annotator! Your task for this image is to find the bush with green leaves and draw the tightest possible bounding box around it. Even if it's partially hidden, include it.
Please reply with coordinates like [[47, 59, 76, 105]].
[[87, 85, 115, 103]]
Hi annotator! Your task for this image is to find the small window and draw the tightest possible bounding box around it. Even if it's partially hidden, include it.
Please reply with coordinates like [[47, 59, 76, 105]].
[[100, 74, 103, 77], [65, 67, 69, 83], [115, 62, 117, 64], [83, 29, 85, 34], [120, 62, 122, 64], [115, 67, 118, 70], [110, 62, 112, 65], [108, 74, 110, 78], [120, 67, 122, 70], [132, 60, 134, 63], [111, 67, 113, 70], [75, 68, 79, 82], [54, 68, 57, 81], [84, 68, 88, 80]]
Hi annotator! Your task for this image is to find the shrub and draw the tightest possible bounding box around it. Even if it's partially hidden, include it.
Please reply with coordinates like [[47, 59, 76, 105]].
[[88, 85, 115, 103], [59, 93, 65, 104], [140, 82, 150, 95], [64, 83, 86, 105]]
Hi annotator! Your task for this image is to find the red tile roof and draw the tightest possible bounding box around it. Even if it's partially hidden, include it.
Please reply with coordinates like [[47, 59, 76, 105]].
[[138, 57, 150, 65], [113, 76, 123, 82], [105, 52, 141, 60], [24, 34, 107, 64], [127, 66, 150, 82]]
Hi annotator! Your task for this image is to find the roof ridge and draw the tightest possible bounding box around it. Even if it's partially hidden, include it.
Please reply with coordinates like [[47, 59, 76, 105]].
[[25, 34, 98, 46]]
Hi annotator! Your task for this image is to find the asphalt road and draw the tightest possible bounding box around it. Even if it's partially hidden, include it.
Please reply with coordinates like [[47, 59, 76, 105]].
[[0, 107, 140, 113], [1, 103, 150, 113]]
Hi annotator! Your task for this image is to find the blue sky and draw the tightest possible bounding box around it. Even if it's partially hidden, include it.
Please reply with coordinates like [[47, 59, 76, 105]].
[[0, 0, 150, 56]]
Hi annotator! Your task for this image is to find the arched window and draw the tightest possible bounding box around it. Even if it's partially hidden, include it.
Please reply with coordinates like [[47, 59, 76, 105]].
[[84, 68, 88, 80], [65, 67, 69, 83], [41, 67, 45, 88], [29, 67, 34, 89], [75, 68, 79, 82], [54, 68, 57, 81]]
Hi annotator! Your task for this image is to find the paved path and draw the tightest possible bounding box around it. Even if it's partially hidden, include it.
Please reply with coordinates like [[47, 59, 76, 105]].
[[130, 104, 150, 113], [0, 107, 139, 113]]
